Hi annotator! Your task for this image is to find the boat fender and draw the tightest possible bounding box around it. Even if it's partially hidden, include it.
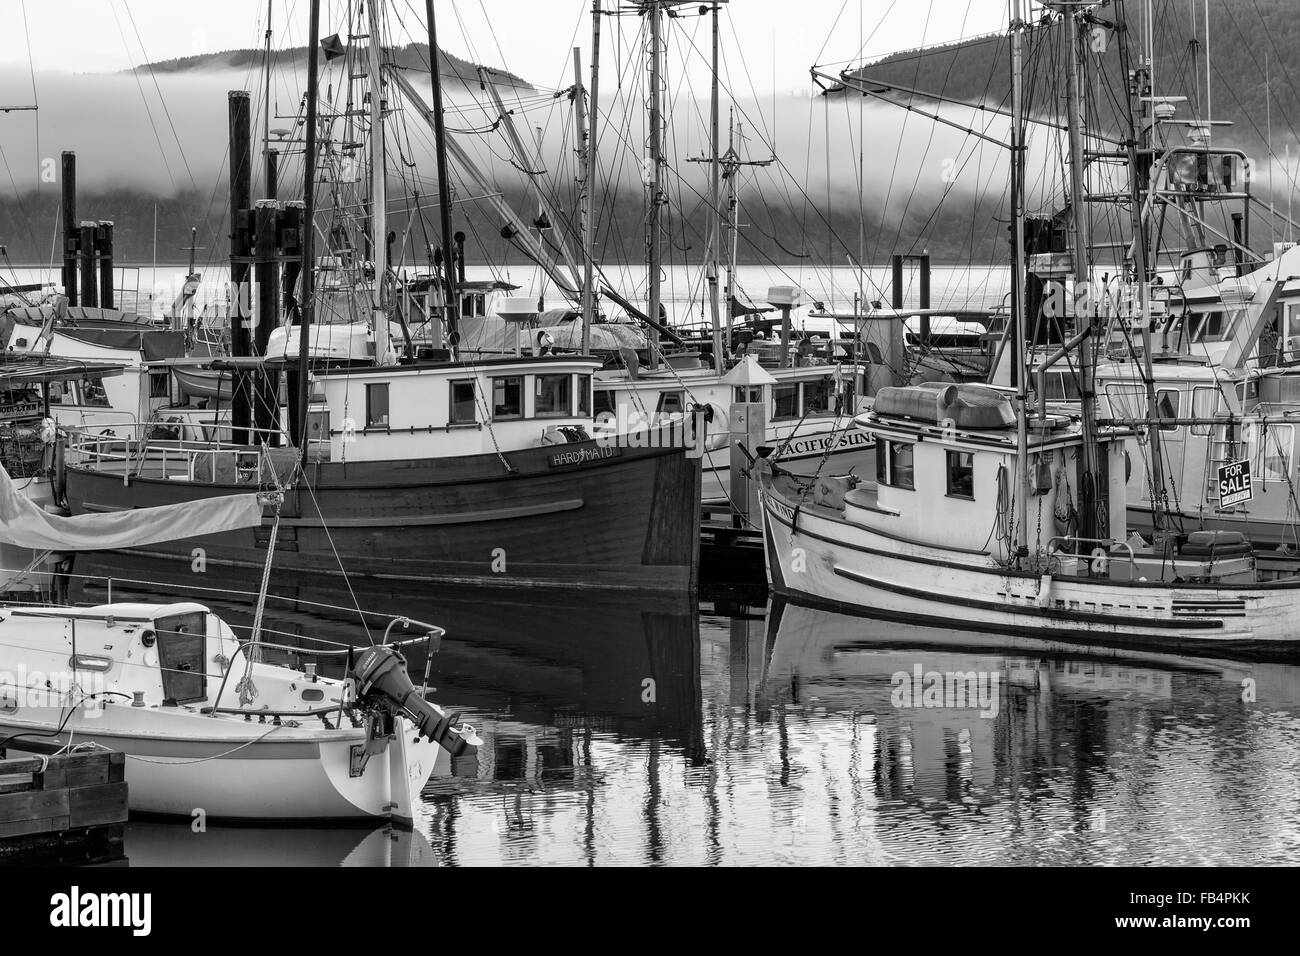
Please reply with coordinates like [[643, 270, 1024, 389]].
[[1089, 547, 1108, 575]]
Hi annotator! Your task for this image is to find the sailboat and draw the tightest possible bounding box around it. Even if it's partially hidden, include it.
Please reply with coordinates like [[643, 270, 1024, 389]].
[[758, 1, 1300, 661], [0, 464, 477, 824]]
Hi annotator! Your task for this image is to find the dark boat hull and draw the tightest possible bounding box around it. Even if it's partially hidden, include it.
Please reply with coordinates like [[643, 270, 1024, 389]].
[[65, 438, 701, 594]]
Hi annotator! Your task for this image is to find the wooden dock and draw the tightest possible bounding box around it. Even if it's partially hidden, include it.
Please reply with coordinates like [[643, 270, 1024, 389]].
[[0, 751, 128, 866]]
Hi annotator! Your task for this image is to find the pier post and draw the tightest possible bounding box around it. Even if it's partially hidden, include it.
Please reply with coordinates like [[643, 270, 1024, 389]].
[[229, 90, 254, 445], [60, 152, 78, 305], [78, 222, 98, 308], [96, 221, 114, 310]]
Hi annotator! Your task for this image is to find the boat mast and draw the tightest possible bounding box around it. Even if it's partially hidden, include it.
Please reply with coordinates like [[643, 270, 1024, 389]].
[[366, 0, 392, 365], [646, 0, 664, 351], [425, 0, 460, 357], [580, 0, 601, 353], [1117, 0, 1167, 528], [1009, 0, 1030, 556], [297, 0, 320, 463], [1063, 2, 1100, 543], [263, 0, 273, 164], [707, 1, 724, 368]]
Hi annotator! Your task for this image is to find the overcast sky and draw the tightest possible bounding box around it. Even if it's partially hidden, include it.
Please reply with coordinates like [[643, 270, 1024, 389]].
[[1, 0, 1011, 94]]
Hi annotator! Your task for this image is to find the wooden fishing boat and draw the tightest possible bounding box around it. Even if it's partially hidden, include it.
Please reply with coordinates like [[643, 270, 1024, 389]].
[[759, 383, 1300, 660]]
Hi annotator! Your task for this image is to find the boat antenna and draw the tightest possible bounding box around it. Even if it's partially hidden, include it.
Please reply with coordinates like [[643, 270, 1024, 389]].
[[297, 0, 320, 465], [425, 0, 460, 358]]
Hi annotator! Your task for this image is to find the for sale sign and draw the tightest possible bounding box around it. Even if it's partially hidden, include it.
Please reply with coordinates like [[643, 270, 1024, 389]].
[[1217, 459, 1253, 507]]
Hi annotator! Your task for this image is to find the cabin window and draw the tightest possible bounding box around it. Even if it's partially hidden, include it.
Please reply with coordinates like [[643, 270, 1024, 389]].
[[594, 388, 616, 418], [149, 372, 170, 399], [577, 375, 592, 416], [1193, 311, 1224, 341], [535, 374, 572, 417], [365, 383, 390, 427], [1104, 383, 1147, 421], [734, 386, 763, 403], [492, 376, 523, 420], [772, 384, 798, 421], [802, 376, 835, 416], [1190, 387, 1218, 435], [1156, 389, 1179, 431], [79, 375, 111, 407], [1255, 422, 1293, 481], [876, 440, 915, 490], [946, 450, 975, 499], [656, 390, 686, 417], [449, 380, 477, 424], [1042, 372, 1080, 402]]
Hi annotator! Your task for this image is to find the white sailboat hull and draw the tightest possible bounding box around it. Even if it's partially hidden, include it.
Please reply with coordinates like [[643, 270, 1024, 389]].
[[1, 706, 443, 824]]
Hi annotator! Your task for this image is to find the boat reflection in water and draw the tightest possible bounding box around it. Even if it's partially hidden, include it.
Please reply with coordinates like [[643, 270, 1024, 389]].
[[69, 553, 704, 866], [754, 600, 1300, 865], [125, 822, 439, 867], [64, 556, 1300, 864]]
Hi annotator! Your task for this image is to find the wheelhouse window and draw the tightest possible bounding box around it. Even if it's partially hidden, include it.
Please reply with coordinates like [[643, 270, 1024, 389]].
[[1190, 387, 1218, 436], [802, 376, 835, 416], [492, 376, 523, 420], [772, 384, 798, 421], [1156, 389, 1179, 431], [365, 383, 389, 427], [946, 450, 975, 499], [79, 375, 111, 407], [656, 390, 686, 417], [577, 375, 592, 416], [149, 371, 170, 399], [876, 440, 915, 490], [535, 374, 572, 417], [734, 386, 763, 403], [594, 388, 616, 417], [449, 379, 477, 424]]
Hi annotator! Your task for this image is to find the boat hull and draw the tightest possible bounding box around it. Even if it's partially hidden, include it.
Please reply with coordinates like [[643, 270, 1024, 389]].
[[760, 475, 1300, 660], [0, 709, 443, 825], [65, 438, 701, 594]]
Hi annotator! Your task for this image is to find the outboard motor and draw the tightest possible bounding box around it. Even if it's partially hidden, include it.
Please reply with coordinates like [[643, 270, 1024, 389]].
[[349, 644, 479, 756]]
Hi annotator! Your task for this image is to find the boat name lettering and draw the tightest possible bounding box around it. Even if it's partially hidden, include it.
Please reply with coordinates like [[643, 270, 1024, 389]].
[[548, 446, 623, 468]]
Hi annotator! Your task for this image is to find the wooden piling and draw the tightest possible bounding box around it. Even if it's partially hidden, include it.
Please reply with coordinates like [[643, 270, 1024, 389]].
[[78, 221, 98, 308], [229, 90, 255, 445], [97, 220, 115, 310], [61, 151, 78, 305]]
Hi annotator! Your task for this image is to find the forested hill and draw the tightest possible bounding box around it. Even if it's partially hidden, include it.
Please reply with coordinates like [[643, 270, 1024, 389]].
[[855, 0, 1300, 158], [136, 43, 533, 91]]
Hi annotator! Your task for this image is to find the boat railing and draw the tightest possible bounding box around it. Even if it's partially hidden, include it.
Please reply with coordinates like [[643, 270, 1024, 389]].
[[66, 422, 296, 484], [207, 619, 445, 720]]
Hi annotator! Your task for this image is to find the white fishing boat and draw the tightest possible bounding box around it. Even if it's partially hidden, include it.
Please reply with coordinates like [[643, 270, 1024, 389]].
[[0, 464, 478, 825], [758, 381, 1300, 659]]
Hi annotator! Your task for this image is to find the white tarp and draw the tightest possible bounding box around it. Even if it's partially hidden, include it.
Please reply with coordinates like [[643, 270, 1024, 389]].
[[0, 464, 264, 551]]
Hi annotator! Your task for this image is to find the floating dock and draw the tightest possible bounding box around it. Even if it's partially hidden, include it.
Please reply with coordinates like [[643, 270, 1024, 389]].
[[0, 751, 128, 866]]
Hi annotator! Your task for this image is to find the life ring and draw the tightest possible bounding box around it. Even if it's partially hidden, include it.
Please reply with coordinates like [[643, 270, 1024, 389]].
[[1089, 547, 1108, 575]]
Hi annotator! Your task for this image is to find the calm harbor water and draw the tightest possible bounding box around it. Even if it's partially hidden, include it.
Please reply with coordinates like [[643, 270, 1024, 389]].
[[65, 557, 1300, 867]]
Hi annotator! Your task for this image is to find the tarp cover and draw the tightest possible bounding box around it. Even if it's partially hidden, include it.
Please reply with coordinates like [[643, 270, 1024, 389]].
[[0, 465, 264, 550]]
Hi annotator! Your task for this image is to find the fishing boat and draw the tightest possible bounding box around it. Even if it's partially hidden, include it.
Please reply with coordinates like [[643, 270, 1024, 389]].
[[760, 2, 1300, 661], [759, 381, 1300, 659], [59, 0, 701, 595]]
